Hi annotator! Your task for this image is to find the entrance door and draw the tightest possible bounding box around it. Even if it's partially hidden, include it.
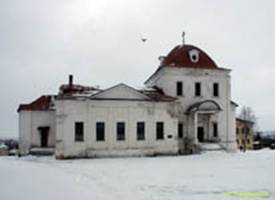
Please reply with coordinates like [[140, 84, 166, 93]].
[[38, 127, 49, 147], [41, 131, 48, 147], [197, 127, 204, 142]]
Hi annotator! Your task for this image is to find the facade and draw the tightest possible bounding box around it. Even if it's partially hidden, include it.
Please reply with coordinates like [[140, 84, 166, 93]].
[[18, 35, 237, 158], [0, 144, 9, 156], [236, 118, 254, 150]]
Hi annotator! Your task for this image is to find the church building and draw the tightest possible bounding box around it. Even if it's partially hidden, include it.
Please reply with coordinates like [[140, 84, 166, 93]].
[[18, 34, 237, 158]]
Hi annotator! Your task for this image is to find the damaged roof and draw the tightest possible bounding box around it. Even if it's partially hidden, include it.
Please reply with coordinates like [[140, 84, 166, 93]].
[[59, 83, 101, 96], [17, 95, 55, 112], [139, 88, 177, 102]]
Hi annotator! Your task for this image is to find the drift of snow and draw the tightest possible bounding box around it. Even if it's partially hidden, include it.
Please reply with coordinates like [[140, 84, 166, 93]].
[[1, 149, 275, 200]]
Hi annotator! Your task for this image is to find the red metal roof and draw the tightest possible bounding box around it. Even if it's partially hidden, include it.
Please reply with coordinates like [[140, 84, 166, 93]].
[[17, 95, 54, 112], [161, 44, 218, 69]]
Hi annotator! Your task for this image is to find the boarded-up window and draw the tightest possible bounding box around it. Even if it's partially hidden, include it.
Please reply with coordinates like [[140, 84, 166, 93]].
[[96, 122, 105, 141], [156, 122, 164, 140], [75, 122, 84, 142], [117, 122, 125, 141], [137, 122, 145, 140]]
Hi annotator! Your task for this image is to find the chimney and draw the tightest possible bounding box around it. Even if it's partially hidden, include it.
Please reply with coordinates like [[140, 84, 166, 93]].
[[69, 74, 73, 87]]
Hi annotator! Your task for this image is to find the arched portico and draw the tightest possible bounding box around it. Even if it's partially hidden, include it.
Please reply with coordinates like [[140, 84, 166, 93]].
[[186, 100, 222, 144]]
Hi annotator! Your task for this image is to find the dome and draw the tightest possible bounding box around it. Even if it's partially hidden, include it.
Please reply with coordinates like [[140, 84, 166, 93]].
[[160, 44, 218, 69]]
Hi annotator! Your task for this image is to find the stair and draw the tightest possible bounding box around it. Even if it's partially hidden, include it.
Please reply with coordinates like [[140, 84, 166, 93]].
[[29, 147, 54, 156], [199, 143, 224, 151]]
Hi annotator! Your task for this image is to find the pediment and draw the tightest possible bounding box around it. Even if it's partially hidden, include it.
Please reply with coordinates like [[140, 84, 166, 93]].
[[91, 83, 150, 100]]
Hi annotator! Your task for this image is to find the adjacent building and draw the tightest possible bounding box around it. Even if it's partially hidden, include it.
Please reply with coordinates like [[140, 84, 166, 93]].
[[18, 34, 237, 158], [236, 118, 254, 150]]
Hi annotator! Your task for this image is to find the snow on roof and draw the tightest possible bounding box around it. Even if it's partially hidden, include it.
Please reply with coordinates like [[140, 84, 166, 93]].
[[139, 87, 176, 102], [59, 84, 101, 97], [0, 143, 8, 149]]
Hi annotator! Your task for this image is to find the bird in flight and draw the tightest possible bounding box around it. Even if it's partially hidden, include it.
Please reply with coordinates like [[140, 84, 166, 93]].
[[141, 37, 147, 42]]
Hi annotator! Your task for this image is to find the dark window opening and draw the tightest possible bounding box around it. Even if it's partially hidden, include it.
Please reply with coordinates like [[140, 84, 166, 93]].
[[156, 122, 164, 140], [213, 122, 218, 137], [213, 83, 219, 97], [195, 82, 201, 96], [96, 122, 105, 141], [117, 122, 125, 141], [178, 123, 183, 138], [75, 122, 84, 142], [176, 81, 183, 96], [137, 122, 145, 140]]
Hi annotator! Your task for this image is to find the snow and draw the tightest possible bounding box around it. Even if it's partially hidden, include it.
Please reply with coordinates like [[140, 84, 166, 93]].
[[1, 150, 275, 200], [0, 143, 8, 149]]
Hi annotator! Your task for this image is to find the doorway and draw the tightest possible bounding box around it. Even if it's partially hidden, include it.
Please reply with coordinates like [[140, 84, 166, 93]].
[[197, 127, 204, 142], [38, 127, 50, 147]]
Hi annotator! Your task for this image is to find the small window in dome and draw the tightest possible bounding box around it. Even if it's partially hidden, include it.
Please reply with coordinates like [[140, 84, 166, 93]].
[[189, 49, 200, 63]]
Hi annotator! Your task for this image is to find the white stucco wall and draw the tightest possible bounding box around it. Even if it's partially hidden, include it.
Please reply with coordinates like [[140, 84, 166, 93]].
[[18, 64, 237, 157], [145, 67, 237, 151], [55, 99, 179, 158], [19, 110, 56, 154]]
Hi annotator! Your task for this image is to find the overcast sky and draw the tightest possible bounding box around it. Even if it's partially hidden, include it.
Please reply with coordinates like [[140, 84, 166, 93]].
[[0, 0, 275, 138]]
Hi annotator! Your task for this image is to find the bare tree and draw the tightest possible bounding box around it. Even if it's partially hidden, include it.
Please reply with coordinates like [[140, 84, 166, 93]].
[[238, 106, 258, 152], [238, 106, 257, 124]]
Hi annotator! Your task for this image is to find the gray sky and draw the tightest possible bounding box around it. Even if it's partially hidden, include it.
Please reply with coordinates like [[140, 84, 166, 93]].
[[1, 0, 275, 138]]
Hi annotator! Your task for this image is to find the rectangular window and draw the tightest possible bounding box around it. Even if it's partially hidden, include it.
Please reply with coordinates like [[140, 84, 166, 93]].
[[176, 81, 183, 96], [213, 83, 219, 97], [156, 122, 164, 140], [137, 122, 145, 140], [117, 122, 125, 141], [213, 122, 218, 137], [195, 82, 201, 96], [178, 123, 183, 138], [96, 122, 105, 141], [75, 122, 84, 142]]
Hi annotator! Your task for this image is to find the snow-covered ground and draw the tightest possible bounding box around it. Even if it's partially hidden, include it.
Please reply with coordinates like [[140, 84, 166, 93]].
[[1, 149, 275, 200]]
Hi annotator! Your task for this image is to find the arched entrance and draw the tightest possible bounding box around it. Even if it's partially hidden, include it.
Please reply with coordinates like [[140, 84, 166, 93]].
[[186, 100, 222, 144]]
